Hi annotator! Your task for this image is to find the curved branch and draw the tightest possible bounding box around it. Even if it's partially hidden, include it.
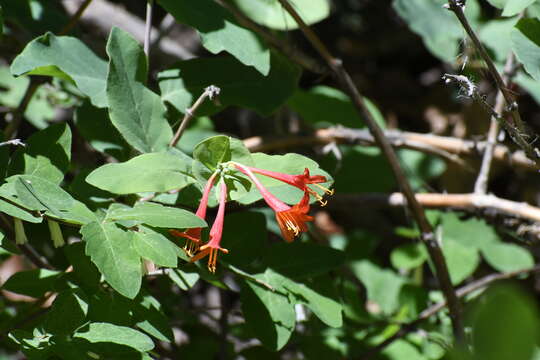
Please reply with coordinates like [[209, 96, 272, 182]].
[[337, 192, 540, 223], [243, 127, 538, 171], [361, 264, 540, 360]]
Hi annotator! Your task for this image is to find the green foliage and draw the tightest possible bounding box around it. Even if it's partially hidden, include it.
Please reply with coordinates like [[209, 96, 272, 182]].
[[157, 0, 270, 75], [11, 32, 108, 107], [512, 18, 540, 82], [106, 27, 172, 153], [3, 1, 540, 359], [159, 54, 300, 116], [232, 0, 330, 30]]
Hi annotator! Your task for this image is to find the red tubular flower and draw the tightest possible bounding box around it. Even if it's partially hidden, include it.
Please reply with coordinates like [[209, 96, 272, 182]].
[[234, 163, 314, 242], [237, 165, 333, 206], [190, 181, 229, 273], [170, 172, 217, 256]]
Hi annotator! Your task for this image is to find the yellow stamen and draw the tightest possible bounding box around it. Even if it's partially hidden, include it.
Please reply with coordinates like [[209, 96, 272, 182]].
[[313, 183, 334, 195], [183, 240, 199, 257], [307, 188, 329, 206]]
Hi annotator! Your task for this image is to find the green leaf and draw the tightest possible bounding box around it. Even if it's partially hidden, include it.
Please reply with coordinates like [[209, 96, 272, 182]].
[[159, 54, 300, 116], [232, 0, 330, 30], [486, 0, 508, 8], [10, 32, 108, 107], [7, 175, 74, 217], [64, 242, 101, 294], [391, 243, 428, 270], [106, 27, 172, 153], [480, 18, 519, 62], [44, 289, 89, 334], [157, 0, 270, 75], [240, 272, 296, 350], [74, 101, 128, 158], [133, 295, 174, 342], [285, 275, 343, 328], [168, 266, 200, 291], [106, 202, 206, 229], [192, 135, 254, 200], [442, 239, 480, 285], [132, 230, 179, 267], [263, 242, 345, 279], [236, 152, 333, 205], [82, 222, 142, 299], [469, 284, 540, 360], [288, 85, 385, 128], [0, 198, 42, 223], [440, 212, 499, 250], [2, 269, 62, 297], [85, 150, 195, 194], [221, 212, 266, 267], [8, 123, 71, 184], [393, 0, 480, 61], [352, 260, 405, 315], [74, 322, 154, 352], [382, 339, 427, 360], [512, 18, 540, 82], [481, 242, 534, 272], [502, 0, 536, 16]]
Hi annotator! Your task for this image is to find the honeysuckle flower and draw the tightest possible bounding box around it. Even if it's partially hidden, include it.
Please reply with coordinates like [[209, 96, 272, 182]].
[[234, 163, 314, 242], [170, 172, 217, 256], [234, 165, 333, 206], [190, 181, 229, 273]]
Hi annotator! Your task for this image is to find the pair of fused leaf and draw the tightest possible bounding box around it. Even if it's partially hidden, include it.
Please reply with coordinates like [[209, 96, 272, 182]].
[[170, 164, 333, 273]]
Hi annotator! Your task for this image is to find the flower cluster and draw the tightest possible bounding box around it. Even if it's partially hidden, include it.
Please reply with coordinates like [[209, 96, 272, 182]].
[[170, 163, 333, 273]]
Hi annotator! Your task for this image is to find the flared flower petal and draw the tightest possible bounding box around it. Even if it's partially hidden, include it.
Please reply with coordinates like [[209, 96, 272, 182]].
[[170, 172, 217, 256], [234, 163, 313, 241], [190, 181, 229, 273], [235, 165, 333, 206], [276, 192, 314, 242]]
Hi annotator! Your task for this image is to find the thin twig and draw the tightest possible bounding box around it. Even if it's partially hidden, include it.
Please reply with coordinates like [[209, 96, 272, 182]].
[[58, 0, 94, 36], [215, 0, 327, 74], [169, 85, 221, 147], [361, 264, 540, 360], [3, 79, 41, 139], [337, 192, 540, 223], [474, 53, 517, 194], [276, 0, 464, 341], [0, 139, 25, 147], [144, 0, 154, 61], [445, 0, 539, 162]]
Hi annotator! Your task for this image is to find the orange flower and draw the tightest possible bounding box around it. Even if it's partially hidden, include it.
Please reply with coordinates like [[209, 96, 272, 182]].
[[170, 172, 217, 256], [190, 181, 229, 273], [236, 166, 333, 206], [234, 163, 314, 242], [275, 192, 314, 242]]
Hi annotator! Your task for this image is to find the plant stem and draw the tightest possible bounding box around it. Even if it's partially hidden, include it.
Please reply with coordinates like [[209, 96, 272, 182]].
[[474, 52, 517, 194], [144, 0, 154, 62], [59, 0, 94, 36], [446, 0, 538, 162], [276, 0, 465, 342], [169, 85, 221, 147]]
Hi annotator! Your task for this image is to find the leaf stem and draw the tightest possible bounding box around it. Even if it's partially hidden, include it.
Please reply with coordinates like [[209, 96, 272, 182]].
[[275, 0, 465, 343], [144, 0, 154, 63], [59, 0, 94, 36]]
